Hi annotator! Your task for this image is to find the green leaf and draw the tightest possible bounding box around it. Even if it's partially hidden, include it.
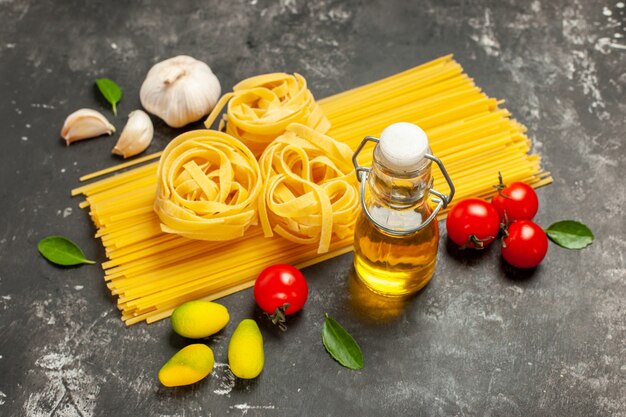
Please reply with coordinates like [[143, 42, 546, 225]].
[[545, 220, 594, 250], [95, 78, 122, 115], [38, 236, 96, 266], [322, 314, 363, 370]]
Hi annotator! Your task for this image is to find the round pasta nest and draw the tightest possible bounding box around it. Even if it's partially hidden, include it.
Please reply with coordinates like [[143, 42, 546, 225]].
[[154, 130, 262, 241], [258, 123, 359, 254], [204, 73, 330, 157]]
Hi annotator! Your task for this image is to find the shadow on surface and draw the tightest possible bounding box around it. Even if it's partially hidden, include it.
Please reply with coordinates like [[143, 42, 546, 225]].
[[168, 331, 196, 350], [233, 375, 259, 392], [444, 235, 495, 265], [346, 267, 417, 326], [498, 257, 539, 281]]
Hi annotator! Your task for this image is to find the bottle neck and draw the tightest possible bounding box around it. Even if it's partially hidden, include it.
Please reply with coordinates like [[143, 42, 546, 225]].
[[367, 146, 433, 210]]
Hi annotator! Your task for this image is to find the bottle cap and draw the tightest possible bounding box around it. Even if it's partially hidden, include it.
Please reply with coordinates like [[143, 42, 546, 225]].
[[378, 122, 429, 172]]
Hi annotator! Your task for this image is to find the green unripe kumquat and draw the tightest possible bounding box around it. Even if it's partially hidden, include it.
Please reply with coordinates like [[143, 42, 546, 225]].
[[228, 319, 264, 379], [158, 344, 214, 387], [171, 300, 230, 339]]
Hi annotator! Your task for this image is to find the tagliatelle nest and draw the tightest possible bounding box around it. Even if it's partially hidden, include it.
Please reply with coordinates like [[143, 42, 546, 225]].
[[258, 123, 360, 254], [154, 129, 262, 240], [204, 73, 330, 157]]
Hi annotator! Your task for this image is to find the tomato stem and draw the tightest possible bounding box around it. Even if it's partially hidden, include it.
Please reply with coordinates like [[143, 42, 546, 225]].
[[461, 234, 494, 250], [264, 303, 291, 332], [500, 211, 510, 247], [493, 171, 512, 199], [500, 211, 510, 236]]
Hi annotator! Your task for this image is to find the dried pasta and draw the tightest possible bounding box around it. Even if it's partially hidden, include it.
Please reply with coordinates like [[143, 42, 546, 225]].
[[204, 73, 330, 156], [154, 130, 262, 240], [258, 123, 359, 254], [73, 55, 552, 325]]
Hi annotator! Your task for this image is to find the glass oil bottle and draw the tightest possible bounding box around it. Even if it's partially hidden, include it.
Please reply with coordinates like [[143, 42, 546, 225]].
[[352, 123, 455, 297]]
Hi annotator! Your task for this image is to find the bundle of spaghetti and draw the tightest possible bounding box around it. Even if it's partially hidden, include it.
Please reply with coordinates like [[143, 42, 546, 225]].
[[154, 130, 262, 241], [204, 72, 330, 156], [73, 55, 552, 325], [258, 123, 359, 254], [318, 55, 551, 201], [114, 231, 353, 325]]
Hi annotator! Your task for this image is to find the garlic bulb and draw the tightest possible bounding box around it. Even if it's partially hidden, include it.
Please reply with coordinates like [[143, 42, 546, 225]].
[[61, 108, 115, 145], [139, 55, 221, 128], [112, 110, 154, 158]]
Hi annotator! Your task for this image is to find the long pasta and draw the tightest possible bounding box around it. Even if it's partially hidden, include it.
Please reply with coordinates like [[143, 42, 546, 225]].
[[73, 55, 552, 325]]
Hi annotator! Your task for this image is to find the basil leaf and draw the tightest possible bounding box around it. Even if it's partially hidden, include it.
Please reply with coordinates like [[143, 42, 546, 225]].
[[95, 78, 122, 115], [546, 220, 594, 249], [38, 236, 96, 266], [322, 315, 363, 370]]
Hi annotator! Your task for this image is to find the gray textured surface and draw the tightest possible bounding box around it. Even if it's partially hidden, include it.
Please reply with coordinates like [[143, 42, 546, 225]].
[[0, 0, 625, 416]]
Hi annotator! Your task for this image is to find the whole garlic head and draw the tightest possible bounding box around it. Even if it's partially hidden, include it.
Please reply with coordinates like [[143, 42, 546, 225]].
[[112, 110, 154, 158], [140, 55, 221, 128]]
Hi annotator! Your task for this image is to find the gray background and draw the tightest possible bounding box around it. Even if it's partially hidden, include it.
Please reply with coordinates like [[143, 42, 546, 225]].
[[1, 0, 624, 416]]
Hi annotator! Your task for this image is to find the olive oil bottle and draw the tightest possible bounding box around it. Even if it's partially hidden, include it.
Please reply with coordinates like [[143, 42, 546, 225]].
[[352, 123, 455, 296]]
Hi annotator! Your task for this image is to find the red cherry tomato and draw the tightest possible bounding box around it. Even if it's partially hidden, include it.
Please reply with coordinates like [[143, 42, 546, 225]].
[[492, 182, 539, 222], [254, 264, 308, 318], [446, 198, 500, 249], [501, 220, 548, 268]]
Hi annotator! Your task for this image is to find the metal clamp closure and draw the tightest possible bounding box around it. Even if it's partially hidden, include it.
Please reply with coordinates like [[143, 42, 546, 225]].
[[352, 136, 455, 236]]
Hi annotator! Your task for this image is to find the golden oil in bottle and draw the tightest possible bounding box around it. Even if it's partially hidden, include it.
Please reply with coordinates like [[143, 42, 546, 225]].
[[352, 123, 454, 297], [353, 206, 439, 296]]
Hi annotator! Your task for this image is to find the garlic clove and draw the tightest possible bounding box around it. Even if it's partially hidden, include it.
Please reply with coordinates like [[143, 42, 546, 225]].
[[61, 108, 115, 145], [112, 110, 154, 158], [140, 55, 221, 128]]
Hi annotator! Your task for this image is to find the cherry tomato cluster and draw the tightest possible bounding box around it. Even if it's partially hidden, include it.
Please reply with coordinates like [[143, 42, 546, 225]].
[[446, 176, 548, 268], [254, 264, 309, 329]]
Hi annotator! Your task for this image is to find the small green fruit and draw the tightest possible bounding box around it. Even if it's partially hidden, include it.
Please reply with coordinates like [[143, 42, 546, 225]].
[[171, 300, 229, 339], [228, 319, 264, 379], [158, 344, 214, 387]]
